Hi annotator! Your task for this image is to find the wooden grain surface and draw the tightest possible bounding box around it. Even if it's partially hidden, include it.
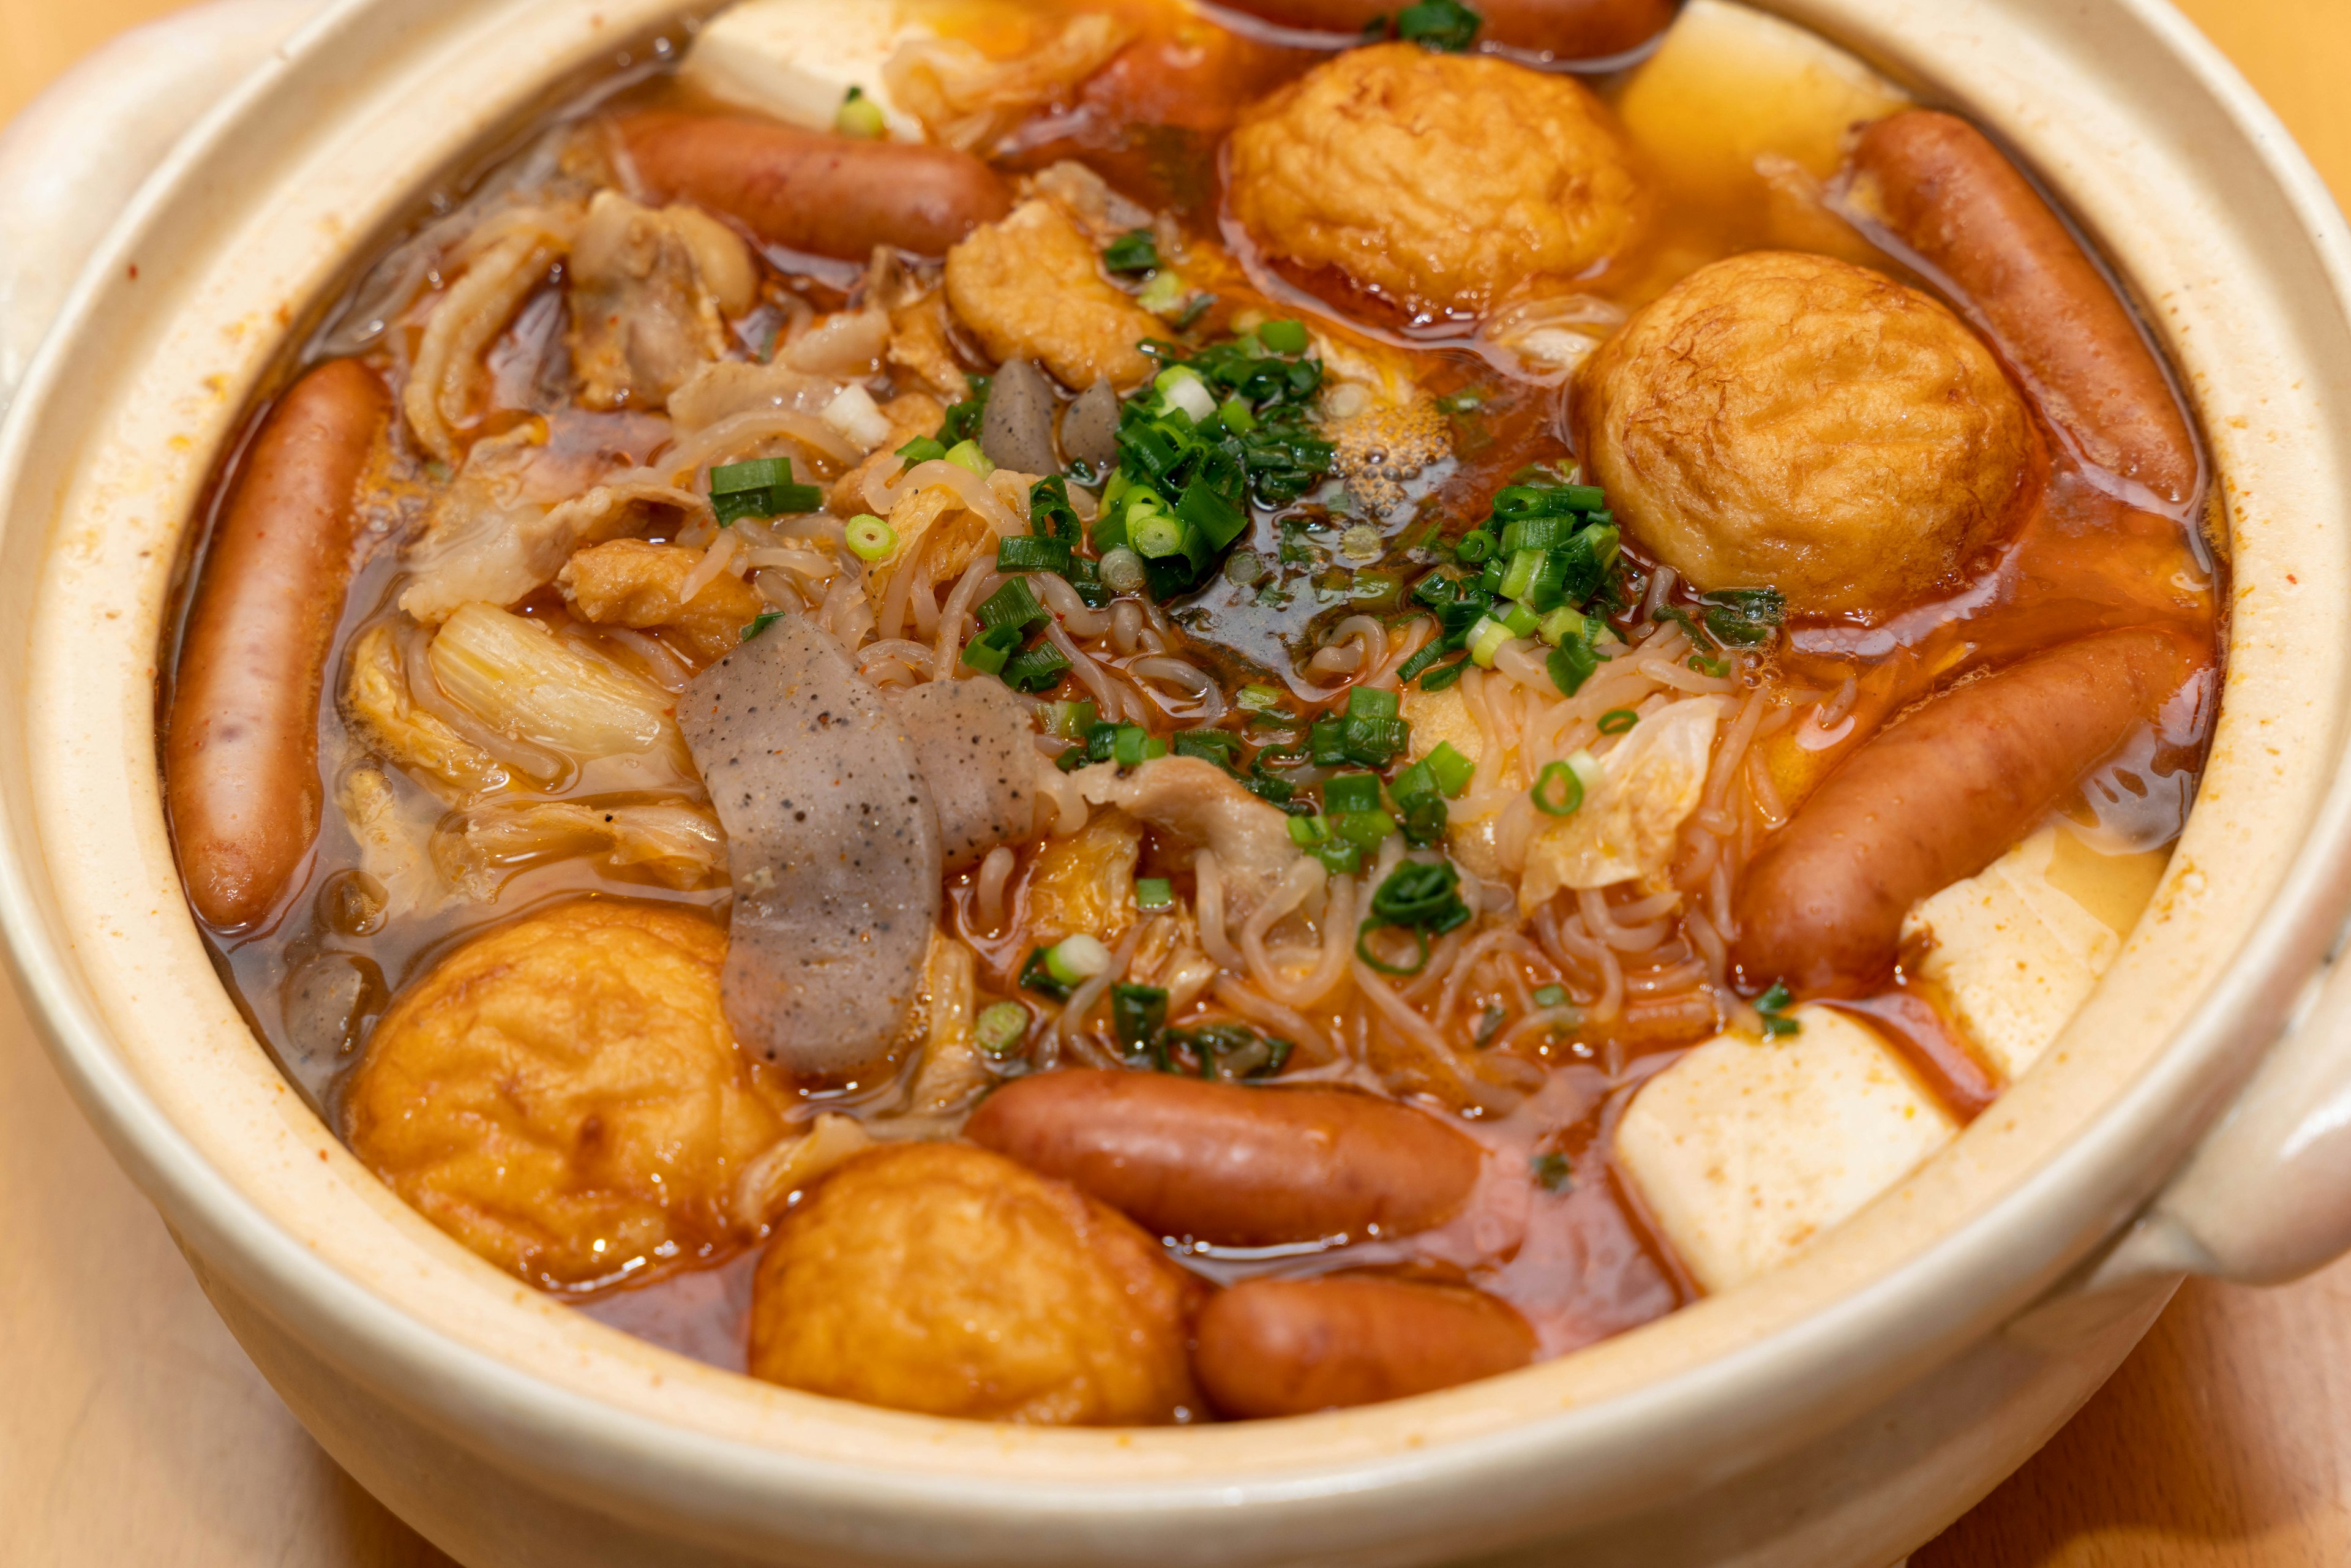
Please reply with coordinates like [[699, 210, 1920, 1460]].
[[0, 3, 2346, 1565]]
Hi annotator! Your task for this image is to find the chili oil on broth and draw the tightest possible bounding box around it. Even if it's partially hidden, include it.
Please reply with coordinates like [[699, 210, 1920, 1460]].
[[158, 0, 2221, 1411]]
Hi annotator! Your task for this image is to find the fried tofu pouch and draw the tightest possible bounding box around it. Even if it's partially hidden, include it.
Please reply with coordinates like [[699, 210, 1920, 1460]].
[[749, 1142, 1207, 1425], [345, 899, 790, 1291], [1571, 250, 2031, 613], [945, 198, 1160, 389], [1226, 43, 1646, 318]]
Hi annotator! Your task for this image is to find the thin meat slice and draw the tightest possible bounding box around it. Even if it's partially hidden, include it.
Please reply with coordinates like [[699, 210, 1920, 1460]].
[[680, 617, 940, 1079]]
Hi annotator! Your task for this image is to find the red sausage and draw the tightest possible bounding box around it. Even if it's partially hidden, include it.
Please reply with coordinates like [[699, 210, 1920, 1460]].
[[1209, 0, 1675, 59], [1849, 110, 2197, 508], [1733, 627, 2202, 996], [166, 359, 389, 931], [964, 1070, 1481, 1247], [1193, 1275, 1538, 1418], [619, 113, 1013, 261]]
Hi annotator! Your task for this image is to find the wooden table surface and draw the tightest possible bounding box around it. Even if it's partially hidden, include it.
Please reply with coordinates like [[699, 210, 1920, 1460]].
[[1, 3, 2347, 1564]]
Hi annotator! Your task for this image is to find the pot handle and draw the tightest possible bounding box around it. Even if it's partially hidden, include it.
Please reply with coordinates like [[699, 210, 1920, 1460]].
[[0, 0, 326, 413], [2095, 936, 2351, 1288]]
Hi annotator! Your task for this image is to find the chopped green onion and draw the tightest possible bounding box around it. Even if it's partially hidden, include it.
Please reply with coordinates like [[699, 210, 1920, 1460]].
[[1259, 318, 1310, 354], [1531, 1152, 1574, 1193], [1390, 760, 1438, 803], [1003, 642, 1071, 694], [1566, 749, 1605, 801], [1308, 718, 1349, 768], [1398, 792, 1447, 847], [1758, 980, 1801, 1038], [1136, 270, 1190, 317], [1539, 606, 1589, 646], [1425, 741, 1475, 798], [1310, 839, 1363, 874], [1333, 809, 1396, 852], [945, 439, 994, 477], [1453, 531, 1494, 565], [1112, 724, 1166, 768], [1499, 516, 1577, 553], [1136, 877, 1174, 910], [897, 435, 947, 467], [1532, 760, 1584, 817], [1155, 365, 1218, 424], [1045, 935, 1113, 988], [1041, 700, 1097, 740], [1172, 729, 1242, 765], [1099, 546, 1148, 595], [1217, 396, 1259, 435], [836, 85, 887, 138], [1237, 683, 1287, 716], [1466, 616, 1515, 668], [710, 458, 796, 495], [844, 514, 896, 562], [740, 610, 786, 643], [1420, 658, 1469, 692], [1690, 652, 1732, 678], [1597, 708, 1639, 735], [977, 577, 1049, 632], [1368, 859, 1472, 934], [1103, 228, 1160, 274], [1322, 771, 1382, 816], [1395, 0, 1482, 50], [1288, 814, 1330, 849], [960, 622, 1024, 676], [1346, 687, 1401, 721], [1532, 984, 1568, 1008], [1129, 510, 1190, 560], [975, 1001, 1030, 1057], [1501, 602, 1542, 639], [997, 535, 1073, 574], [1018, 946, 1073, 999], [1548, 641, 1601, 696], [1111, 982, 1170, 1052], [1498, 547, 1543, 602]]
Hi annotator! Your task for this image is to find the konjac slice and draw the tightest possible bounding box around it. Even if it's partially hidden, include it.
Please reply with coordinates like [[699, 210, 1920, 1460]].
[[679, 616, 940, 1079], [886, 675, 1036, 872]]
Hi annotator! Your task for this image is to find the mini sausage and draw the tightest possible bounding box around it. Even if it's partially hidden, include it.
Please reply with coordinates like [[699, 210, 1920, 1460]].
[[619, 113, 1013, 261], [1849, 110, 2197, 508], [167, 359, 389, 931], [1193, 1275, 1539, 1418], [964, 1070, 1482, 1246], [1210, 0, 1675, 59], [1733, 626, 2201, 995]]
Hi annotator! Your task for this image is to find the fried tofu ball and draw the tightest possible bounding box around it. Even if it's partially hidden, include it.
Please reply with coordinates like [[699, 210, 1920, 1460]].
[[749, 1142, 1207, 1425], [945, 200, 1159, 390], [1570, 250, 2030, 613], [345, 899, 791, 1291], [1226, 45, 1646, 319]]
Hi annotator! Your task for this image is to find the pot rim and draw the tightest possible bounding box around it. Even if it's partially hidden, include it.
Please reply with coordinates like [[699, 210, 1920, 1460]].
[[4, 0, 2350, 1542]]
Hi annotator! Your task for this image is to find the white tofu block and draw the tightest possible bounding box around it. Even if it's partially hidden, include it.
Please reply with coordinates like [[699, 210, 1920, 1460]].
[[680, 0, 933, 143], [1616, 0, 1910, 204], [1902, 827, 2158, 1083], [1616, 1006, 1959, 1294]]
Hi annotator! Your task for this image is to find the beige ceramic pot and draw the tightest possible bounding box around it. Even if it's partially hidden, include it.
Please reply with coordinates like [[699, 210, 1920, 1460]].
[[6, 1, 2351, 1564]]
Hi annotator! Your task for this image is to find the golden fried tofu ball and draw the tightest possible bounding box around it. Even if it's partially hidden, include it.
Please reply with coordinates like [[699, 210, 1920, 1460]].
[[345, 899, 791, 1291], [945, 200, 1159, 391], [1226, 45, 1646, 319], [749, 1142, 1207, 1425], [1570, 250, 2031, 613]]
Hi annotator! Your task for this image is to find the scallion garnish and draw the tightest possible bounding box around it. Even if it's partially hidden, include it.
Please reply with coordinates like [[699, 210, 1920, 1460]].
[[1103, 228, 1161, 274], [1136, 877, 1174, 910], [1597, 708, 1639, 736], [1002, 642, 1072, 694], [1532, 760, 1583, 817], [835, 84, 887, 139], [710, 457, 823, 523], [739, 611, 786, 643], [975, 1001, 1030, 1057], [1111, 983, 1169, 1053], [1758, 981, 1801, 1038], [1531, 1152, 1574, 1193], [844, 514, 896, 562]]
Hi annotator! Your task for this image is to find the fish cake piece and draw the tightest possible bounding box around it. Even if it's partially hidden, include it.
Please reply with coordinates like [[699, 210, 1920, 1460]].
[[749, 1142, 1206, 1425], [345, 899, 789, 1291]]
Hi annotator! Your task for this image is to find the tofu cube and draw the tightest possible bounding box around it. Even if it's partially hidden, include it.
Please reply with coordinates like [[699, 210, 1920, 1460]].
[[1902, 827, 2157, 1082], [679, 0, 934, 143], [1616, 1006, 1959, 1293]]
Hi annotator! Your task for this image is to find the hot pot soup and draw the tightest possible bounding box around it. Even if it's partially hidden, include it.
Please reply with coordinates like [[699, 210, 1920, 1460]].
[[158, 0, 2219, 1425]]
